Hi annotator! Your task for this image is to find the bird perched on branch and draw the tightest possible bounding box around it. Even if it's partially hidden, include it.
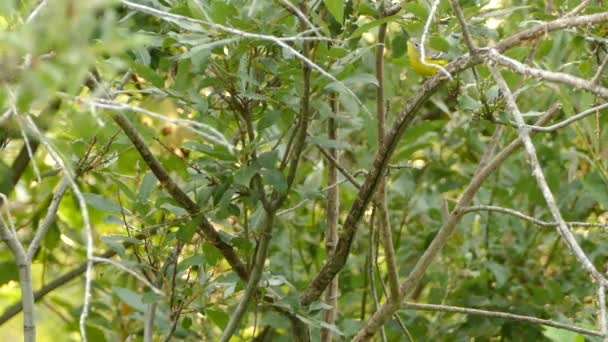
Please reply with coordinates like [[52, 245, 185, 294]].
[[407, 40, 449, 77]]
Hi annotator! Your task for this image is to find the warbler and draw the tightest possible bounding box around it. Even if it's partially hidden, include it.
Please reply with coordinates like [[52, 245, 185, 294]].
[[407, 40, 449, 77]]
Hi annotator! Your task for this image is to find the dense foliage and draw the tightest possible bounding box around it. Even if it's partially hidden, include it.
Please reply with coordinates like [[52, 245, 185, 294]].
[[1, 0, 607, 341]]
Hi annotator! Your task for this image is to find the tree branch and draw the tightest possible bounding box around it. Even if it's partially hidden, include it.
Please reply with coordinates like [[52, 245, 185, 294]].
[[112, 113, 250, 281], [351, 105, 560, 341], [402, 302, 603, 337], [300, 11, 608, 307], [489, 63, 608, 285]]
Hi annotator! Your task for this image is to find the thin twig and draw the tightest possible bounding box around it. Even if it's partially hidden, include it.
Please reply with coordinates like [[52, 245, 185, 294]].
[[525, 102, 608, 132], [0, 212, 34, 342], [449, 0, 476, 54], [321, 93, 340, 342], [90, 257, 164, 295], [464, 205, 608, 230], [402, 302, 603, 337], [299, 11, 608, 308], [374, 2, 400, 301], [598, 284, 608, 340], [419, 0, 451, 78], [351, 105, 560, 341], [317, 145, 362, 189], [591, 54, 608, 86], [120, 0, 372, 118], [25, 0, 48, 23], [564, 0, 592, 17], [112, 113, 250, 281], [489, 63, 608, 288], [367, 208, 387, 342]]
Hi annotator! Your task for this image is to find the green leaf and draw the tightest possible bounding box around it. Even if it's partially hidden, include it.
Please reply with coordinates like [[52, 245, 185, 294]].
[[429, 36, 450, 53], [113, 178, 136, 201], [323, 0, 344, 24], [113, 287, 146, 313], [43, 222, 61, 251], [182, 316, 193, 329], [543, 326, 584, 342], [257, 110, 281, 132], [308, 301, 333, 313], [203, 242, 222, 266], [138, 172, 157, 203], [183, 142, 236, 161], [142, 291, 163, 304], [309, 136, 351, 150], [458, 94, 483, 112], [256, 151, 279, 169], [177, 221, 197, 242], [0, 262, 18, 286], [210, 2, 238, 24], [262, 169, 287, 194], [84, 193, 123, 215], [206, 308, 229, 330], [582, 172, 608, 205], [160, 203, 188, 216], [343, 73, 379, 87], [177, 254, 205, 272], [0, 160, 15, 195], [130, 62, 164, 88], [486, 261, 509, 288], [234, 165, 259, 187], [403, 2, 428, 19], [350, 15, 400, 39]]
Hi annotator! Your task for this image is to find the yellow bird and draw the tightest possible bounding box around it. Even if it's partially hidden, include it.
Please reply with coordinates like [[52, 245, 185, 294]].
[[407, 41, 449, 77]]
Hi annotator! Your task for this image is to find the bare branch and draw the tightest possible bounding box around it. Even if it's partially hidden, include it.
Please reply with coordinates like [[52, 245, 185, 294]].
[[0, 207, 34, 342], [112, 113, 250, 281], [486, 49, 608, 100], [26, 177, 70, 260], [591, 54, 608, 86], [300, 11, 608, 308], [352, 106, 560, 341], [489, 63, 608, 287], [449, 0, 476, 54], [564, 0, 592, 18], [464, 205, 608, 230], [374, 4, 400, 302], [419, 0, 451, 78], [402, 302, 603, 337], [321, 94, 340, 342], [25, 0, 48, 23], [90, 257, 164, 295], [598, 285, 608, 339], [119, 0, 372, 118], [525, 102, 608, 132]]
